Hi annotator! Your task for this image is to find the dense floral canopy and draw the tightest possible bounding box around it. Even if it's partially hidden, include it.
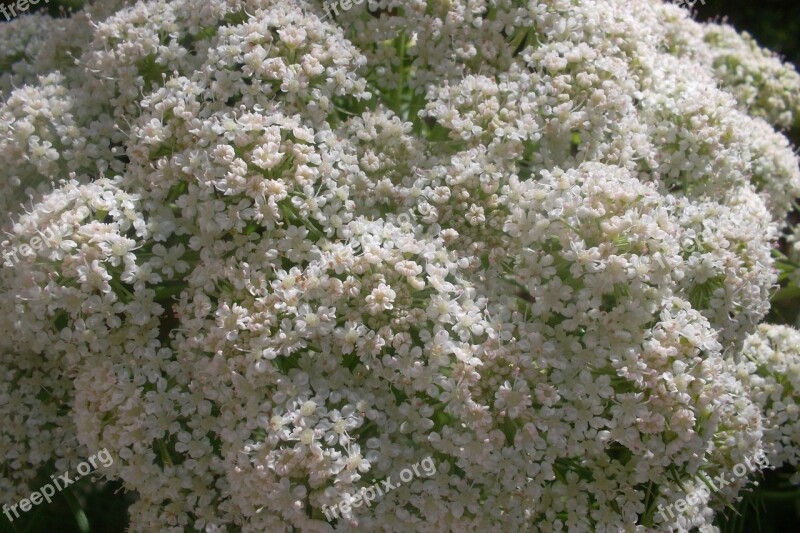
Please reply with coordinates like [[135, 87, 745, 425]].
[[2, 1, 800, 531]]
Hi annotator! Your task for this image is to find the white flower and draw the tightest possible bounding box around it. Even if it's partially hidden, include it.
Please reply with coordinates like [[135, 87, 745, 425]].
[[365, 283, 396, 315]]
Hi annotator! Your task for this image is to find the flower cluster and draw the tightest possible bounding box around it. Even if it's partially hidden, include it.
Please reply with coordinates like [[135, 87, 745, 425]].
[[729, 325, 800, 483], [702, 24, 800, 129], [2, 0, 800, 531], [657, 3, 800, 130]]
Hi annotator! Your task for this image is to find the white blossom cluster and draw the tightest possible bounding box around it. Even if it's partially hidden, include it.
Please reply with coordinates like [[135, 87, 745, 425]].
[[657, 7, 800, 130], [701, 25, 800, 130], [729, 325, 800, 483], [1, 0, 800, 531]]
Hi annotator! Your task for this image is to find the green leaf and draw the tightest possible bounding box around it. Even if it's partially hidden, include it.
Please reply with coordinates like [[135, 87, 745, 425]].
[[61, 486, 90, 533]]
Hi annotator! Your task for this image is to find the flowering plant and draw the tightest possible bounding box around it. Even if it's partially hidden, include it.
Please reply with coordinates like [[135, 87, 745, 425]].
[[2, 0, 800, 531]]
